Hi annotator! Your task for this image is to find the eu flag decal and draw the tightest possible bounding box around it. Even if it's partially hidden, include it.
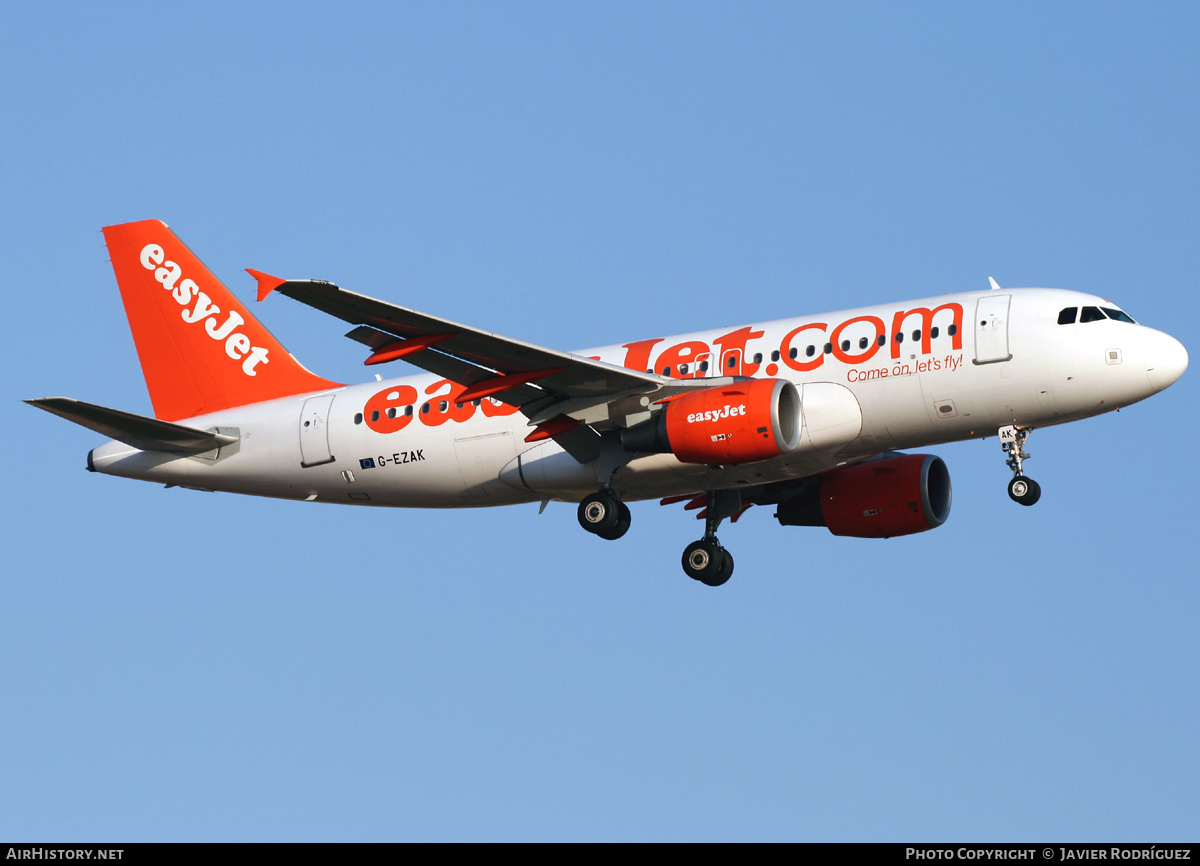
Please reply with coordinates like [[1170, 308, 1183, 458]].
[[359, 457, 376, 469]]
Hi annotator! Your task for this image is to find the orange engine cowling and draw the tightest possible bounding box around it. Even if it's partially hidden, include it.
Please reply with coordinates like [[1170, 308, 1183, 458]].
[[775, 453, 952, 538], [621, 378, 801, 465]]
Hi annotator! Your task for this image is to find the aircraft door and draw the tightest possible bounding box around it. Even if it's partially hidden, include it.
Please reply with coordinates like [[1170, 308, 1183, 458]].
[[299, 394, 337, 467], [974, 294, 1013, 364]]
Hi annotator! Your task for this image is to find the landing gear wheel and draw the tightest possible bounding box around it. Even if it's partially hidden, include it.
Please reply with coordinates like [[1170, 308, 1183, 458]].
[[1007, 475, 1041, 506], [682, 539, 734, 586], [596, 502, 632, 540], [578, 490, 621, 535]]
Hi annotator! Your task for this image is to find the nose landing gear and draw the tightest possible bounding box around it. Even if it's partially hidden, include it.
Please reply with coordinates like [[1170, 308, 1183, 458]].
[[999, 425, 1041, 506]]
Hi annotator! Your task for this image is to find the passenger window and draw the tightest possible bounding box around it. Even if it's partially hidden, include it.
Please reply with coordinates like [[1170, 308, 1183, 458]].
[[1058, 307, 1077, 325], [877, 335, 887, 347], [823, 343, 832, 354], [770, 350, 780, 362], [370, 410, 380, 422], [354, 413, 363, 425], [931, 327, 939, 339], [789, 347, 798, 359], [421, 403, 430, 414], [699, 360, 709, 372], [911, 329, 921, 342], [859, 337, 869, 349], [805, 345, 815, 357], [727, 356, 737, 369], [405, 405, 413, 416], [678, 363, 689, 375], [661, 366, 672, 376], [947, 324, 957, 336], [439, 401, 448, 412], [1103, 307, 1137, 324], [752, 353, 762, 365], [895, 332, 904, 344], [841, 340, 851, 352], [387, 407, 397, 419], [1080, 306, 1105, 323]]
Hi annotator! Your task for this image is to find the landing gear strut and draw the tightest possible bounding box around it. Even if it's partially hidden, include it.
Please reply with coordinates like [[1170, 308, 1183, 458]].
[[578, 489, 631, 540], [999, 425, 1041, 506], [681, 490, 741, 586]]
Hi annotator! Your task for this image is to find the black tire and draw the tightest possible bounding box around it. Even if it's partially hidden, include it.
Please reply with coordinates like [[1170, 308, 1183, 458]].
[[1007, 475, 1042, 506], [578, 490, 621, 534], [705, 549, 734, 587], [596, 502, 632, 540], [682, 539, 732, 586]]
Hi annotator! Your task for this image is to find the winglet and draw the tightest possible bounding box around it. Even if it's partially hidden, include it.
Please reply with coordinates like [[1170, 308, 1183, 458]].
[[988, 276, 1002, 291], [247, 269, 287, 302]]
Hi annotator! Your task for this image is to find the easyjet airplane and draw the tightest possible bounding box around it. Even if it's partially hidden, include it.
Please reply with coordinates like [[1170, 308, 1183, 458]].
[[29, 220, 1188, 586]]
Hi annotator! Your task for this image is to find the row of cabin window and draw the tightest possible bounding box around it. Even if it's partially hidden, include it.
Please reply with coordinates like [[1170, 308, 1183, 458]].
[[650, 324, 960, 376], [354, 397, 495, 424], [1058, 306, 1136, 325]]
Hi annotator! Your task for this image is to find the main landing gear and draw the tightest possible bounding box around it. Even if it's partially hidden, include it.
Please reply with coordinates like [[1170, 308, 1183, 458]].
[[681, 489, 742, 587], [577, 488, 631, 540], [999, 425, 1041, 506], [577, 486, 741, 587]]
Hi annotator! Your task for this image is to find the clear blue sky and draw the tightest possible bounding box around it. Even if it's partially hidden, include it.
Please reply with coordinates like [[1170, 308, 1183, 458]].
[[2, 2, 1197, 841]]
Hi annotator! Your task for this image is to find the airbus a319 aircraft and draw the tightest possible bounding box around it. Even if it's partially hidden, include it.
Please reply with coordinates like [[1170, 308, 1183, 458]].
[[29, 220, 1188, 586]]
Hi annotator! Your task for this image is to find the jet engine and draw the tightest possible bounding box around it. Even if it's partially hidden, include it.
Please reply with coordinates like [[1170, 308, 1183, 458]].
[[622, 378, 801, 465], [775, 453, 951, 538]]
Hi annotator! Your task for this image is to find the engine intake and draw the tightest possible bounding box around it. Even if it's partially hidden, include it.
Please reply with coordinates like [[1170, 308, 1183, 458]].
[[622, 378, 801, 465], [776, 453, 952, 538]]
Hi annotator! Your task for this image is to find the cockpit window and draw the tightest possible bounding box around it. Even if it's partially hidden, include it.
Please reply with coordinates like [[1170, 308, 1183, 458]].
[[1058, 307, 1077, 324], [1080, 306, 1106, 323], [1103, 307, 1137, 324]]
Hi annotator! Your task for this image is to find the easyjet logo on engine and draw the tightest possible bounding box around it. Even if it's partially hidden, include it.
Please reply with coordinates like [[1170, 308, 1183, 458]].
[[139, 243, 270, 376], [687, 404, 746, 424]]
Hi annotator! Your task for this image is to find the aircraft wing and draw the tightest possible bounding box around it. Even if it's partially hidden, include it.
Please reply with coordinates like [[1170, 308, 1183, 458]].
[[250, 272, 737, 461]]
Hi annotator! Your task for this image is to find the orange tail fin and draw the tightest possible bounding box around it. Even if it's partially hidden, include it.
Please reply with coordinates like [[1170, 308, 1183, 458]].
[[103, 220, 341, 421]]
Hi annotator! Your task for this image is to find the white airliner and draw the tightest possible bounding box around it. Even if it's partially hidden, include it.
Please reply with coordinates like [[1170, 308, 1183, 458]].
[[29, 220, 1188, 586]]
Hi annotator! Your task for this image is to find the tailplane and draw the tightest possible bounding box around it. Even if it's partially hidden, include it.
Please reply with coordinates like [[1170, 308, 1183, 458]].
[[26, 397, 238, 454], [102, 220, 340, 421]]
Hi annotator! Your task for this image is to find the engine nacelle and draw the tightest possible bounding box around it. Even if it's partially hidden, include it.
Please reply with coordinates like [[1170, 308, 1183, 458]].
[[776, 453, 951, 538], [622, 378, 801, 465]]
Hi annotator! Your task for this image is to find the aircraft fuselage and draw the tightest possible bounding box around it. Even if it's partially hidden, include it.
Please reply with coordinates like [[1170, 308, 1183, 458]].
[[88, 287, 1187, 507]]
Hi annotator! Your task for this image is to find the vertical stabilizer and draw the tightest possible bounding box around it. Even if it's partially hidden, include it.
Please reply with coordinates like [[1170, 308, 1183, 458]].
[[102, 220, 341, 421]]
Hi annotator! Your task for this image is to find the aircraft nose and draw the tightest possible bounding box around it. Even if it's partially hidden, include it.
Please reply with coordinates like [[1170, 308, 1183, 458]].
[[1146, 331, 1188, 392]]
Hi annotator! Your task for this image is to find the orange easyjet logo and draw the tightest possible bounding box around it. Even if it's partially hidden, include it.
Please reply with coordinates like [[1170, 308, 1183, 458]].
[[620, 305, 963, 378], [362, 305, 966, 436], [139, 243, 270, 376]]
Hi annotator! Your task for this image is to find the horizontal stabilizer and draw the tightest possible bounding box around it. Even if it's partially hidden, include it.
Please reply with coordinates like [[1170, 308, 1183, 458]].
[[26, 397, 238, 454]]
